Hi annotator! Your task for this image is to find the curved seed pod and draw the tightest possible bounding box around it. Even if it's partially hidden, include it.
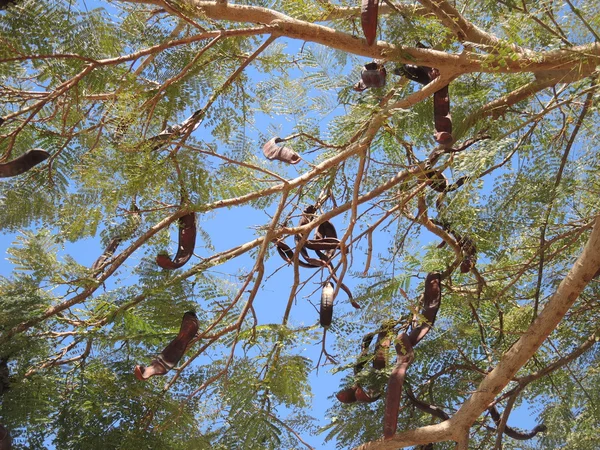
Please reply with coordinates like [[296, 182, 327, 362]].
[[433, 85, 453, 145], [274, 240, 322, 268], [156, 212, 197, 270], [360, 0, 379, 46], [373, 331, 390, 370], [409, 272, 442, 346], [0, 148, 49, 178], [355, 385, 381, 402], [406, 390, 450, 421], [395, 64, 431, 85], [354, 332, 375, 374], [353, 80, 368, 92], [336, 386, 357, 403], [92, 237, 122, 271], [135, 311, 199, 381], [384, 333, 415, 439], [319, 282, 334, 327], [489, 406, 547, 440], [262, 137, 301, 164], [360, 62, 386, 88]]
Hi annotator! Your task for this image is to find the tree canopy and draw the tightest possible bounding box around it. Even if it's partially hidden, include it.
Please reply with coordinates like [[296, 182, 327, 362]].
[[1, 0, 600, 449]]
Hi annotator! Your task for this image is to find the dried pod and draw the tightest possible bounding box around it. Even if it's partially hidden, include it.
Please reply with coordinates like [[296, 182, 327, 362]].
[[0, 148, 49, 178], [156, 212, 197, 270], [262, 137, 301, 164], [355, 385, 381, 403], [354, 333, 375, 374], [360, 0, 379, 46], [320, 282, 334, 327], [336, 386, 357, 403], [360, 62, 386, 89], [433, 85, 453, 145], [395, 64, 431, 85], [0, 424, 12, 450], [373, 332, 390, 370], [383, 333, 415, 440], [92, 237, 122, 271], [135, 311, 199, 381], [489, 406, 548, 440]]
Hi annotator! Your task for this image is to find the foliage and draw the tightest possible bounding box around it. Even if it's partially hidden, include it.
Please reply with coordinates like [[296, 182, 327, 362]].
[[1, 0, 600, 449]]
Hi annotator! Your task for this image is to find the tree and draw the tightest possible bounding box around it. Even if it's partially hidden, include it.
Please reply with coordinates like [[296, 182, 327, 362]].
[[1, 0, 600, 448]]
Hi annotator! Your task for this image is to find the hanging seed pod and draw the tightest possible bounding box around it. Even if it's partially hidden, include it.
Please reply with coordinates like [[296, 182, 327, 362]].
[[360, 0, 379, 46], [433, 85, 453, 145], [383, 333, 415, 439], [320, 282, 334, 327], [489, 406, 548, 440], [0, 148, 49, 178], [156, 212, 197, 270], [262, 137, 301, 164], [134, 311, 199, 381], [355, 385, 381, 403], [373, 331, 390, 370], [336, 386, 357, 403], [395, 64, 431, 85], [360, 62, 386, 89]]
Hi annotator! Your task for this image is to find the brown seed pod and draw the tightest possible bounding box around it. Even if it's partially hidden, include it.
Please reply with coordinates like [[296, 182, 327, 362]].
[[489, 406, 548, 440], [373, 331, 390, 370], [383, 333, 414, 440], [355, 385, 381, 403], [0, 148, 49, 178], [361, 62, 386, 88], [156, 212, 196, 270], [319, 282, 334, 327], [134, 311, 199, 381], [336, 386, 357, 403], [262, 137, 301, 164], [433, 85, 453, 145], [92, 237, 122, 271], [360, 0, 379, 46]]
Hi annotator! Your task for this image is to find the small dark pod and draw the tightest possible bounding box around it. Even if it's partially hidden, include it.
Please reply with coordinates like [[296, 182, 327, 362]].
[[336, 386, 357, 404], [319, 282, 334, 327], [360, 62, 386, 89], [0, 148, 49, 178], [134, 311, 199, 381], [360, 0, 379, 46], [156, 212, 197, 270]]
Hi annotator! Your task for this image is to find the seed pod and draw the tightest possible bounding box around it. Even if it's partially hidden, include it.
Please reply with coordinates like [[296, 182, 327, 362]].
[[262, 137, 301, 164], [361, 0, 379, 46], [336, 386, 357, 403], [156, 212, 196, 270], [360, 62, 386, 88], [92, 237, 122, 271], [489, 406, 548, 440], [373, 332, 389, 370], [355, 385, 381, 403], [135, 311, 199, 381], [433, 85, 453, 145], [0, 148, 49, 178], [383, 333, 414, 440], [320, 282, 334, 327], [395, 64, 431, 85]]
